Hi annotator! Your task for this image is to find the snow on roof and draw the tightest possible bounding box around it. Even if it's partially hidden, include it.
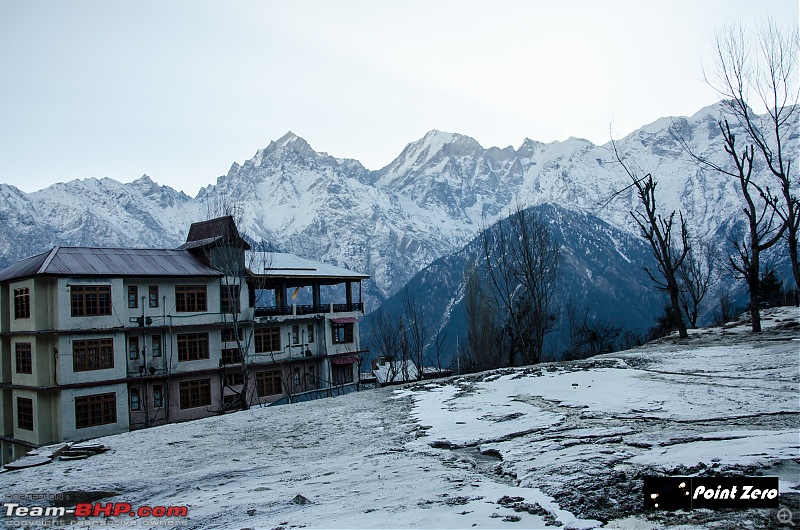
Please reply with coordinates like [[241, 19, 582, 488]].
[[246, 251, 368, 280], [0, 246, 222, 282], [373, 359, 419, 384]]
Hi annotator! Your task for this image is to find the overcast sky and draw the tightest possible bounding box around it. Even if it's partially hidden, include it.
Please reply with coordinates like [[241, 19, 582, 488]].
[[0, 1, 797, 195]]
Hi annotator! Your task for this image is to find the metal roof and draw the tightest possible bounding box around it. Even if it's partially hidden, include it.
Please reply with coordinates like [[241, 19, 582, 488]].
[[0, 247, 223, 283], [246, 252, 369, 280]]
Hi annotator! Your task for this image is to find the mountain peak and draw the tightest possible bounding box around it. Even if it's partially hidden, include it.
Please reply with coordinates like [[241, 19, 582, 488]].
[[133, 174, 155, 185], [251, 131, 317, 166], [420, 129, 482, 149], [276, 130, 304, 146]]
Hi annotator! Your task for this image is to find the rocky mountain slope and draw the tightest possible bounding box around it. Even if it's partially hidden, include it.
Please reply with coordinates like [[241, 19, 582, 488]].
[[363, 204, 663, 365]]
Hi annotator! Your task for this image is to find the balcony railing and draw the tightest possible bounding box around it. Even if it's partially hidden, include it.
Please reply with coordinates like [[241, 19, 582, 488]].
[[254, 302, 364, 318]]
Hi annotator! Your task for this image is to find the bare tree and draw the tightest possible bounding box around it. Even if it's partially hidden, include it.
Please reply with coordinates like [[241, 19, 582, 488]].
[[612, 143, 691, 338], [432, 328, 448, 374], [402, 288, 428, 380], [481, 206, 560, 366], [706, 20, 799, 305], [462, 263, 501, 372], [562, 299, 621, 359], [721, 120, 786, 332], [678, 240, 717, 328], [369, 309, 402, 383], [716, 289, 736, 325]]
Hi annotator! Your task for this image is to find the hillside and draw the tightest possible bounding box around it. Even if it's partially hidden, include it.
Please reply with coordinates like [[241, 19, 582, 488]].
[[1, 307, 797, 529]]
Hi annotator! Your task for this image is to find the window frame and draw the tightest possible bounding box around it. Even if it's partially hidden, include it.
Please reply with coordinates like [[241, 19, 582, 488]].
[[13, 287, 31, 320], [221, 327, 244, 343], [70, 285, 112, 317], [128, 286, 138, 309], [332, 363, 355, 385], [15, 342, 32, 374], [225, 372, 245, 387], [179, 379, 211, 409], [73, 338, 114, 372], [75, 393, 117, 429], [128, 336, 139, 360], [130, 387, 141, 411], [331, 322, 354, 344], [148, 286, 159, 308], [177, 333, 209, 362], [254, 327, 281, 353], [175, 285, 207, 313], [220, 283, 241, 314], [221, 347, 243, 365], [17, 397, 33, 431], [256, 370, 282, 397], [151, 335, 162, 358], [153, 384, 163, 408]]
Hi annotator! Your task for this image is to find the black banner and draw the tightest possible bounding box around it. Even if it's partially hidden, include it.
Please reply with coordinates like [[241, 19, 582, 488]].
[[644, 476, 780, 510]]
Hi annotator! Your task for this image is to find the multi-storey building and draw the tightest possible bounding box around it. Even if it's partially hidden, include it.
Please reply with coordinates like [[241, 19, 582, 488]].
[[0, 217, 367, 464]]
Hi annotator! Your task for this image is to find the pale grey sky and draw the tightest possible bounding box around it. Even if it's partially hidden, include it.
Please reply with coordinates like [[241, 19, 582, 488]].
[[0, 0, 797, 195]]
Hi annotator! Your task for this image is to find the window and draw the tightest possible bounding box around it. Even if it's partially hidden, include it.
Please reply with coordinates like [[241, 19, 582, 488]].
[[293, 367, 301, 387], [15, 343, 32, 374], [225, 372, 244, 387], [223, 393, 242, 409], [175, 285, 207, 312], [128, 337, 139, 360], [14, 288, 30, 319], [254, 327, 280, 353], [73, 339, 114, 372], [151, 335, 162, 358], [148, 286, 159, 308], [256, 370, 282, 397], [128, 286, 138, 309], [221, 347, 242, 365], [221, 327, 243, 342], [75, 393, 116, 428], [332, 322, 354, 344], [17, 397, 33, 431], [292, 325, 300, 345], [332, 364, 354, 385], [220, 284, 240, 313], [177, 333, 209, 361], [153, 385, 163, 408], [307, 366, 317, 388], [71, 285, 112, 317], [179, 379, 211, 409], [130, 388, 141, 411], [307, 324, 314, 343]]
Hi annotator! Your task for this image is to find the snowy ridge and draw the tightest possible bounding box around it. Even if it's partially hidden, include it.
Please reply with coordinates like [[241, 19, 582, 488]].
[[0, 102, 796, 310]]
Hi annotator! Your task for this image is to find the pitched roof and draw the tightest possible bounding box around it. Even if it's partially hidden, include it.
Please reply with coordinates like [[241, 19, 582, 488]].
[[0, 247, 223, 283]]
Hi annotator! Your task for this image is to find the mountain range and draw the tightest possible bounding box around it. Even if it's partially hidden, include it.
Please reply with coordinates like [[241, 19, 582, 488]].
[[0, 102, 795, 332]]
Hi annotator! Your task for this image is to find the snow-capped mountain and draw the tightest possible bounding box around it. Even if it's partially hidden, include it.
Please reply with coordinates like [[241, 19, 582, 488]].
[[0, 102, 795, 312]]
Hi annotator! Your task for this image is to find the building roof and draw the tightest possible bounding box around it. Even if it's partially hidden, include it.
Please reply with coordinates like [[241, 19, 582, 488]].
[[0, 247, 223, 283], [181, 215, 251, 250], [246, 252, 369, 281]]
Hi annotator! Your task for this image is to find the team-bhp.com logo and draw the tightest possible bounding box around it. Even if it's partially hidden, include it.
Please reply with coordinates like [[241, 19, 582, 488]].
[[3, 501, 188, 526]]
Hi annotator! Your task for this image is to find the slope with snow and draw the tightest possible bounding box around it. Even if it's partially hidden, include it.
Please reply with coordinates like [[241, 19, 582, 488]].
[[1, 307, 796, 529]]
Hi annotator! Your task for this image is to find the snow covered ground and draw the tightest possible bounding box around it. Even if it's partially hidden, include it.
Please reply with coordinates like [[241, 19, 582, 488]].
[[1, 307, 798, 529]]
